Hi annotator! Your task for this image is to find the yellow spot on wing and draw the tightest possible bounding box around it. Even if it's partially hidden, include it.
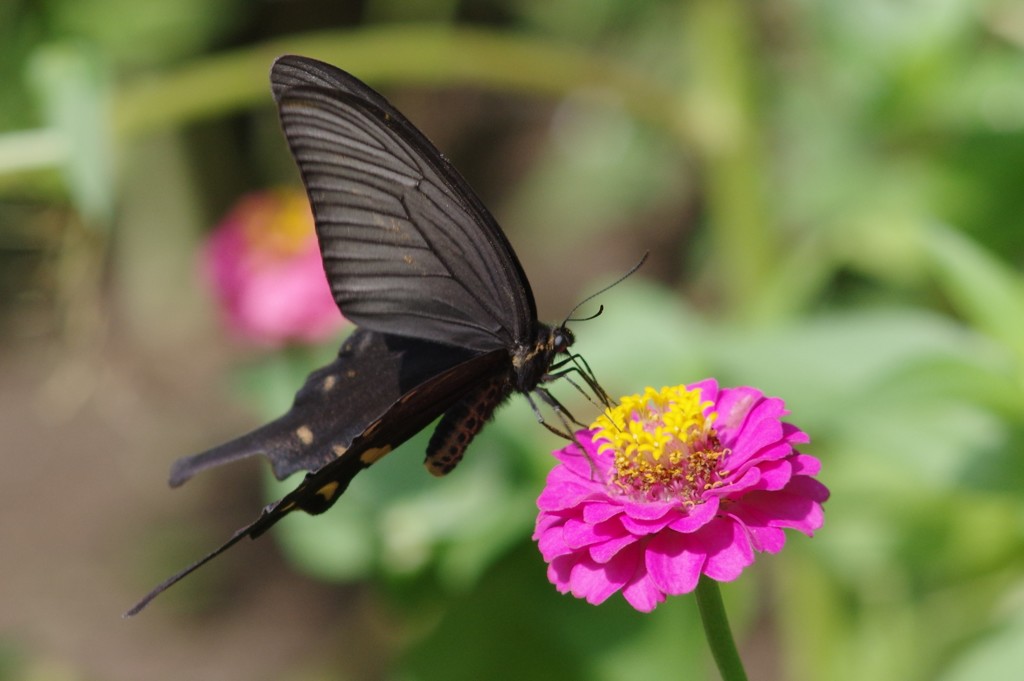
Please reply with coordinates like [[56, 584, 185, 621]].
[[295, 425, 314, 445], [316, 481, 340, 501], [332, 444, 347, 458], [364, 420, 382, 438], [360, 445, 392, 465], [322, 375, 337, 392]]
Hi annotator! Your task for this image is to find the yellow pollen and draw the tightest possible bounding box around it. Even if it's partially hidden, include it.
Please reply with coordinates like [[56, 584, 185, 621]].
[[593, 385, 727, 503]]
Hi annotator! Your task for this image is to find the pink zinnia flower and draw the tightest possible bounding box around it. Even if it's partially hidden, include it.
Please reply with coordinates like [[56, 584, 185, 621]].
[[202, 188, 344, 347], [533, 380, 829, 612]]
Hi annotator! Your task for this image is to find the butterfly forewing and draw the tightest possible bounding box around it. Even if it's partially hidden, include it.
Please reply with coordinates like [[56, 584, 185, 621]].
[[272, 60, 537, 352], [270, 55, 535, 323]]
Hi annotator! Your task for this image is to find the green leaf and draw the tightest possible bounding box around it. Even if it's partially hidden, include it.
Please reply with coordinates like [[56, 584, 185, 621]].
[[924, 223, 1024, 359]]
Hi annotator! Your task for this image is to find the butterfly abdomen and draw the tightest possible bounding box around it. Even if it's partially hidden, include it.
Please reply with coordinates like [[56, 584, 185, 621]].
[[425, 374, 512, 476]]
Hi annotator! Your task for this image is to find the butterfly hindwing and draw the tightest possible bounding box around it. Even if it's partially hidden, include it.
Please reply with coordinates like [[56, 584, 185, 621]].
[[124, 344, 511, 617], [169, 329, 479, 487], [256, 346, 509, 520]]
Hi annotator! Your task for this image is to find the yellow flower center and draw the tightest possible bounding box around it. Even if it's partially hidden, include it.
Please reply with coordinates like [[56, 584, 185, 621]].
[[241, 189, 315, 257], [593, 385, 728, 504]]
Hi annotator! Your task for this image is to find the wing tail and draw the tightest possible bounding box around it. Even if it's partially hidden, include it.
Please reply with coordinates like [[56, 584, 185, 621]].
[[168, 424, 284, 488], [123, 492, 303, 618], [124, 519, 257, 617], [128, 439, 377, 617]]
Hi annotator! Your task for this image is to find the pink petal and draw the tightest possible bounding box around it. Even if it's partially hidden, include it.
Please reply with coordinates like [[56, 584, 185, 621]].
[[723, 507, 787, 553], [201, 193, 346, 347], [239, 256, 340, 343], [745, 458, 794, 492], [548, 555, 575, 593], [790, 455, 824, 480], [736, 484, 826, 535], [646, 531, 704, 595], [570, 542, 642, 605], [621, 499, 676, 521], [568, 561, 620, 605], [742, 439, 795, 466], [701, 518, 754, 582], [714, 387, 768, 434], [620, 513, 676, 536], [668, 497, 719, 533], [788, 475, 831, 503], [726, 416, 783, 467], [689, 378, 720, 405], [563, 517, 621, 550], [781, 422, 810, 445], [589, 532, 639, 563], [746, 524, 786, 553], [534, 511, 561, 534], [714, 466, 761, 496], [536, 524, 574, 561], [537, 479, 597, 511], [582, 501, 623, 524], [747, 394, 786, 422], [552, 438, 601, 478], [621, 567, 665, 613]]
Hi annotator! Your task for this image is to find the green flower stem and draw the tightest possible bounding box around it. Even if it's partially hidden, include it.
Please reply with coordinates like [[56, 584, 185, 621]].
[[695, 575, 749, 681]]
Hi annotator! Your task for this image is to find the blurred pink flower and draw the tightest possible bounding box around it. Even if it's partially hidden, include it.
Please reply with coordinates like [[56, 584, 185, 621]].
[[533, 380, 829, 612], [202, 189, 344, 347]]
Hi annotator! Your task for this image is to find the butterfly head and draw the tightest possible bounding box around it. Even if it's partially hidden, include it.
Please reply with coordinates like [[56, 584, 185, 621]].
[[552, 326, 575, 355]]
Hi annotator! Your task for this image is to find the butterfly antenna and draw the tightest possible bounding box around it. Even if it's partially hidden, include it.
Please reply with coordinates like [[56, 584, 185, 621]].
[[563, 252, 649, 325]]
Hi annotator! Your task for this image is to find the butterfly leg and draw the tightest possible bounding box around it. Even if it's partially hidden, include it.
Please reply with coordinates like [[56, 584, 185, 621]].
[[528, 387, 609, 481], [546, 353, 612, 407], [520, 389, 572, 440], [546, 369, 604, 412]]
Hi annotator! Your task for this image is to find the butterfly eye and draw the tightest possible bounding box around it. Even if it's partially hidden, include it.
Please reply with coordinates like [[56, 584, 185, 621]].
[[553, 328, 575, 353]]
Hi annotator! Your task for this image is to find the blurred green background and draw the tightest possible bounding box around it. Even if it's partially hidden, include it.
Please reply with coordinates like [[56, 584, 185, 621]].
[[2, 0, 1024, 679]]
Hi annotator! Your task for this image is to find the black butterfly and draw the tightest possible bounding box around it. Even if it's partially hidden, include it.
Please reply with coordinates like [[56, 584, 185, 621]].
[[126, 55, 604, 616]]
